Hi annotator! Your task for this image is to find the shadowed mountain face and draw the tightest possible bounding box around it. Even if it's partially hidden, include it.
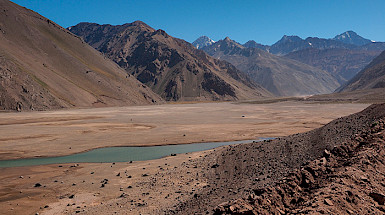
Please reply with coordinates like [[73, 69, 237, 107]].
[[0, 0, 162, 111], [202, 37, 339, 96], [285, 48, 382, 84], [69, 22, 271, 101], [337, 50, 385, 92]]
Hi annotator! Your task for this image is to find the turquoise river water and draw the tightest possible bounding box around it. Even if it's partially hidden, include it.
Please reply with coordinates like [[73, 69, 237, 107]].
[[0, 139, 271, 168]]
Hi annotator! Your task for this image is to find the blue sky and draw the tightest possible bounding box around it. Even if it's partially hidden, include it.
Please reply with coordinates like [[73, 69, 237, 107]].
[[11, 0, 385, 45]]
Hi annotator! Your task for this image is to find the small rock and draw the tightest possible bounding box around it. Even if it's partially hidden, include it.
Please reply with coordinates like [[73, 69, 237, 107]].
[[360, 176, 369, 182], [211, 164, 219, 168], [119, 193, 128, 198], [324, 199, 334, 206], [370, 192, 385, 205], [34, 183, 42, 187], [323, 149, 331, 158]]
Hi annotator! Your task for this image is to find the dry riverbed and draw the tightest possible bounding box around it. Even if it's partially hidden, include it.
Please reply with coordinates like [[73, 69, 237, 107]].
[[0, 101, 368, 160], [0, 101, 369, 214]]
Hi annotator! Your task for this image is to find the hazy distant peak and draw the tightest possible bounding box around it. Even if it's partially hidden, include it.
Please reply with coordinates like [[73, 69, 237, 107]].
[[279, 35, 303, 42], [242, 40, 270, 51], [244, 40, 257, 45], [333, 30, 372, 46], [192, 36, 215, 49], [224, 36, 232, 41]]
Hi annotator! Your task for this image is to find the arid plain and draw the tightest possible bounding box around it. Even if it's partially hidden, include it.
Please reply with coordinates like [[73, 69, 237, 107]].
[[0, 101, 369, 214], [0, 101, 368, 160]]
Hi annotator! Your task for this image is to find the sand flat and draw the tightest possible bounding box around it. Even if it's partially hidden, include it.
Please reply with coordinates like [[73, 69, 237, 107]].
[[0, 101, 368, 160]]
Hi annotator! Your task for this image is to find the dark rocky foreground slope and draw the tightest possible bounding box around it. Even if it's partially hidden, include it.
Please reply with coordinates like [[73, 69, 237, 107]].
[[0, 0, 162, 111], [69, 22, 270, 102], [167, 103, 385, 214]]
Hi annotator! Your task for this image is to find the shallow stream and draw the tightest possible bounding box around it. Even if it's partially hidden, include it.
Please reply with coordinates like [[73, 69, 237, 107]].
[[0, 139, 271, 168]]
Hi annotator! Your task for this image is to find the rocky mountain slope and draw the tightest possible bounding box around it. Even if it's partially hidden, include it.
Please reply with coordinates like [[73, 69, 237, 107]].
[[337, 50, 385, 92], [170, 103, 385, 214], [0, 0, 162, 111], [286, 48, 382, 83], [192, 36, 215, 49], [69, 22, 270, 101], [202, 37, 339, 96]]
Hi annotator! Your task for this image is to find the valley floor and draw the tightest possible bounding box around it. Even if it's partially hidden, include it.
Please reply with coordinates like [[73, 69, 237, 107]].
[[0, 101, 369, 214]]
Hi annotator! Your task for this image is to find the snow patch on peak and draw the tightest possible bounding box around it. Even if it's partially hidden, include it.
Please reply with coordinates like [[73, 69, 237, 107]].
[[192, 36, 215, 49]]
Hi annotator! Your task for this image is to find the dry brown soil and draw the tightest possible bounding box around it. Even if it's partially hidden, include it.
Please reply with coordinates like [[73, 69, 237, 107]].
[[0, 101, 368, 160], [0, 101, 369, 215]]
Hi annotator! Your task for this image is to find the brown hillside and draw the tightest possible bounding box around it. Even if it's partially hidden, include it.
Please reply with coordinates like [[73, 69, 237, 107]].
[[0, 0, 162, 111], [69, 22, 271, 101]]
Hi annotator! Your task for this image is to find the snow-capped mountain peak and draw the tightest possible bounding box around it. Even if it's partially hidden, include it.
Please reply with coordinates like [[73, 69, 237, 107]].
[[333, 31, 372, 46], [192, 36, 215, 49]]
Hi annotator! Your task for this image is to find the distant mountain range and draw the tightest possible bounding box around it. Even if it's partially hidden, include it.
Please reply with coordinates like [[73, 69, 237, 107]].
[[69, 22, 271, 102], [0, 0, 162, 111], [194, 32, 385, 86], [202, 37, 339, 96], [285, 48, 381, 84], [193, 31, 383, 55]]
